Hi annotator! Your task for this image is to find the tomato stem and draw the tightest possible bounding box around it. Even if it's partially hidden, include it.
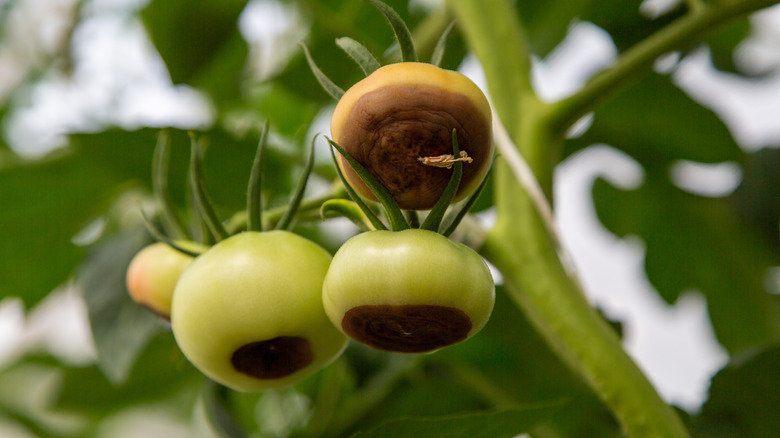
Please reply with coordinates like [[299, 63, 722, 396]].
[[320, 199, 374, 232]]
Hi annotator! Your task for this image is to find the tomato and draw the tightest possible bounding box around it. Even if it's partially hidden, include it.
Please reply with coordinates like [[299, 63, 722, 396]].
[[171, 231, 348, 392], [330, 62, 493, 210], [126, 241, 203, 320], [322, 229, 494, 353]]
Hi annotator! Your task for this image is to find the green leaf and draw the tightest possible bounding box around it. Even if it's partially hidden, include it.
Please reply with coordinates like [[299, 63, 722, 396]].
[[53, 333, 199, 417], [565, 73, 743, 169], [0, 128, 166, 307], [440, 290, 622, 437], [351, 405, 562, 438], [694, 344, 780, 437], [203, 381, 250, 438], [704, 16, 752, 74], [592, 175, 780, 353], [78, 228, 164, 384], [141, 0, 249, 103]]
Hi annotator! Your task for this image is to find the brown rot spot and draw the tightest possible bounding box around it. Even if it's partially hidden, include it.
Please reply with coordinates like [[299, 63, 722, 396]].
[[342, 304, 472, 353], [231, 336, 313, 379], [338, 84, 491, 210]]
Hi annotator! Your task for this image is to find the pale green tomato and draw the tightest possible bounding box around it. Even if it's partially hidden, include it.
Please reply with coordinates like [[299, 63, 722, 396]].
[[322, 229, 495, 353], [171, 231, 348, 392], [126, 241, 202, 319]]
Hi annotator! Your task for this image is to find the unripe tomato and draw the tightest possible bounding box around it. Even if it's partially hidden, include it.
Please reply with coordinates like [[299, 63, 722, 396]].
[[322, 229, 495, 353], [330, 62, 493, 210], [171, 231, 348, 392], [126, 241, 202, 320]]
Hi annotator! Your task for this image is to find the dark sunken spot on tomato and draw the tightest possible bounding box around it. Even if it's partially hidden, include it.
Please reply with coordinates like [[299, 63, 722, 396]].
[[342, 304, 472, 352], [339, 85, 491, 210], [231, 336, 313, 379]]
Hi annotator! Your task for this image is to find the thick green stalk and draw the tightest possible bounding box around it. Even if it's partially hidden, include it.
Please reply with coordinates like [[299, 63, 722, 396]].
[[448, 0, 690, 436], [548, 0, 780, 131]]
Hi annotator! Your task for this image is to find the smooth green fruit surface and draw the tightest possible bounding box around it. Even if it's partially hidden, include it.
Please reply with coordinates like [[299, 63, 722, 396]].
[[322, 229, 495, 353], [172, 231, 347, 392]]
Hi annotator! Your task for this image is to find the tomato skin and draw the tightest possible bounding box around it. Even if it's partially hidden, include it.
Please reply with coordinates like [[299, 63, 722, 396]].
[[330, 62, 493, 210], [322, 229, 495, 353], [126, 242, 201, 319], [171, 231, 347, 392]]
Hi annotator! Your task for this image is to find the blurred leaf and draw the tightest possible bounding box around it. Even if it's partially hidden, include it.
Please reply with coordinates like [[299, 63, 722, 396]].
[[592, 175, 780, 353], [141, 0, 249, 103], [580, 0, 681, 52], [565, 73, 743, 170], [0, 150, 124, 307], [513, 0, 681, 57], [203, 381, 249, 438], [440, 290, 621, 437], [54, 333, 199, 418], [704, 16, 751, 74], [78, 228, 163, 384], [732, 148, 780, 252], [351, 404, 563, 438], [693, 344, 780, 437]]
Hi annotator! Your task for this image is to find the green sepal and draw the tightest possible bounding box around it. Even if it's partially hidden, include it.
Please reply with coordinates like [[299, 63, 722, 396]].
[[431, 20, 456, 67], [327, 142, 388, 231], [135, 202, 204, 258], [421, 129, 462, 232], [152, 130, 188, 240], [336, 37, 382, 76], [327, 138, 409, 231], [441, 157, 494, 237], [320, 199, 374, 232], [366, 0, 417, 63], [299, 43, 345, 100], [188, 133, 229, 242], [276, 133, 318, 230], [247, 121, 268, 232]]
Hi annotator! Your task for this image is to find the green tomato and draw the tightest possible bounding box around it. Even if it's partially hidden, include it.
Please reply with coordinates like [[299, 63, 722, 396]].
[[171, 231, 348, 392], [322, 229, 495, 353], [126, 241, 203, 320]]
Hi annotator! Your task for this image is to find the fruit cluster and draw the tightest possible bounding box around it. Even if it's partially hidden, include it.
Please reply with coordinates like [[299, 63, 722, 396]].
[[125, 0, 495, 393]]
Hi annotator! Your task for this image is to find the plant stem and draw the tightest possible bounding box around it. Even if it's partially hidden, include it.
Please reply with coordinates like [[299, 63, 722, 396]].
[[547, 0, 780, 132]]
